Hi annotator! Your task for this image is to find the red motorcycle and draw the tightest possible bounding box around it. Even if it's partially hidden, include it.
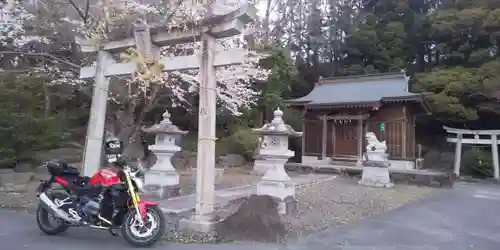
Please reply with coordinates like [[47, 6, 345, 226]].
[[35, 160, 165, 247]]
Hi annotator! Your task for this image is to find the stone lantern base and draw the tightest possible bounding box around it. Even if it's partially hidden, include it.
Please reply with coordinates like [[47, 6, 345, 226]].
[[143, 169, 181, 198], [252, 158, 273, 175], [257, 180, 298, 214]]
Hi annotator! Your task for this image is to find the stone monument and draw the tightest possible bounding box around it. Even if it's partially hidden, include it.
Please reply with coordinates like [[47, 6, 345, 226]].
[[142, 109, 188, 198], [253, 108, 303, 214], [359, 132, 393, 188]]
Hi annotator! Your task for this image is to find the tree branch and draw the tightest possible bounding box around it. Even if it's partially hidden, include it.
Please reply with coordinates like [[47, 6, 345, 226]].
[[163, 0, 185, 25], [128, 83, 161, 143], [67, 0, 89, 24], [0, 51, 81, 69], [83, 0, 90, 23]]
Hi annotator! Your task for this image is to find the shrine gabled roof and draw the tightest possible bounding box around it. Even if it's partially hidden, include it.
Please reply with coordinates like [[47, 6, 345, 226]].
[[286, 72, 423, 108]]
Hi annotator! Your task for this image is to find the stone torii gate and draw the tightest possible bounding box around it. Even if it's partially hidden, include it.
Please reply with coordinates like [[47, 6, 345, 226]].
[[444, 126, 500, 179], [76, 4, 256, 230]]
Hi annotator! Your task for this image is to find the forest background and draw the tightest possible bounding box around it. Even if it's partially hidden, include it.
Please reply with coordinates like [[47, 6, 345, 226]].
[[1, 0, 498, 177]]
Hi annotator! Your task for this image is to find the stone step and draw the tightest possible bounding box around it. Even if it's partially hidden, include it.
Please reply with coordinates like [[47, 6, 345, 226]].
[[331, 160, 358, 167], [332, 155, 358, 160]]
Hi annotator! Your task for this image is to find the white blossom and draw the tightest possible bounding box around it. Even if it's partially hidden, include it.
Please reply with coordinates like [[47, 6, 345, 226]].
[[0, 3, 46, 47], [1, 0, 271, 116]]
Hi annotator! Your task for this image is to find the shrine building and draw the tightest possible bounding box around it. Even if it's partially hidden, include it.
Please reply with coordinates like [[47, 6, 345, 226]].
[[286, 72, 429, 169]]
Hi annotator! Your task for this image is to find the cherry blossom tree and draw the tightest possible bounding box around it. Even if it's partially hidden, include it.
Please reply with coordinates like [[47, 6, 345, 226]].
[[2, 0, 269, 109], [0, 0, 270, 157], [96, 0, 270, 157]]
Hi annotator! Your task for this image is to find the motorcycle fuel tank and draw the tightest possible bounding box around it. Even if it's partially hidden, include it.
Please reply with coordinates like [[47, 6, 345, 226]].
[[89, 169, 121, 187]]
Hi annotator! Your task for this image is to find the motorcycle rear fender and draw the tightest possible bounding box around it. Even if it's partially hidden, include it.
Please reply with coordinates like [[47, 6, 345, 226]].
[[138, 200, 159, 217]]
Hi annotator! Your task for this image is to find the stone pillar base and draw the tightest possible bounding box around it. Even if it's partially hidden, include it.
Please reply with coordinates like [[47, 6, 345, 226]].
[[145, 169, 179, 184], [275, 196, 298, 215], [142, 185, 181, 199], [252, 159, 273, 175], [359, 166, 393, 188], [257, 180, 296, 214], [178, 215, 217, 233], [143, 169, 180, 198]]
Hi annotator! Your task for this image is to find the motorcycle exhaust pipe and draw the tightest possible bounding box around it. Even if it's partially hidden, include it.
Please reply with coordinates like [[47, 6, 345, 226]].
[[39, 192, 80, 224]]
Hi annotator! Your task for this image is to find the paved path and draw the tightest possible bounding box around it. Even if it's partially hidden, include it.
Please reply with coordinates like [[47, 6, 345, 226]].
[[1, 182, 499, 250], [289, 182, 500, 250]]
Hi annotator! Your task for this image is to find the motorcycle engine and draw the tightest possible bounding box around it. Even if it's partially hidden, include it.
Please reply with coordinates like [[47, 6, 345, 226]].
[[81, 195, 102, 217]]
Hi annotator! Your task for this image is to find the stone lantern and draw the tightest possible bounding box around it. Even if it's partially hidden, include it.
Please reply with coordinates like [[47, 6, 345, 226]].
[[253, 107, 302, 214], [142, 109, 188, 198]]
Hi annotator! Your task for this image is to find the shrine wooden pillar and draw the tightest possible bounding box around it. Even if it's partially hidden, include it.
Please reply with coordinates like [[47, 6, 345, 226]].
[[321, 114, 327, 159], [357, 117, 363, 160], [402, 106, 407, 159], [355, 113, 370, 161], [301, 108, 307, 157]]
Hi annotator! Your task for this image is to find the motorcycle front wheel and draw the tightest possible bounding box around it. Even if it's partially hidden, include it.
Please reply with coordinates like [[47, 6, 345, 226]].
[[121, 206, 165, 247]]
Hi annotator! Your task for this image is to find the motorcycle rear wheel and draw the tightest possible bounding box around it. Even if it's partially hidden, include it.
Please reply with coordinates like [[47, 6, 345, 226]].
[[36, 192, 70, 235], [121, 206, 165, 247]]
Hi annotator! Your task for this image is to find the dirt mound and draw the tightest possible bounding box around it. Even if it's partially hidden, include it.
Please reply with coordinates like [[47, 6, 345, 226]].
[[215, 195, 285, 243]]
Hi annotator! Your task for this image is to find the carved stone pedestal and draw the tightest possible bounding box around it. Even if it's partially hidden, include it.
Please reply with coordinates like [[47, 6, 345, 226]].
[[143, 168, 181, 198], [359, 166, 393, 188], [257, 180, 298, 214], [256, 157, 299, 214], [252, 157, 273, 175]]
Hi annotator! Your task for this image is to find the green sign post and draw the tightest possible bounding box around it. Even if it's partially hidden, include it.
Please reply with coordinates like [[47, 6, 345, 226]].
[[380, 122, 385, 132]]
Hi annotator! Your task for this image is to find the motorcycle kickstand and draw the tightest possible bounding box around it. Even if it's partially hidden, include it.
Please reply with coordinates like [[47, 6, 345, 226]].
[[108, 228, 117, 236]]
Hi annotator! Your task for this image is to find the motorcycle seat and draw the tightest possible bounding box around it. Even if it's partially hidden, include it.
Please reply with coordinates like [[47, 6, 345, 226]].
[[45, 161, 80, 176]]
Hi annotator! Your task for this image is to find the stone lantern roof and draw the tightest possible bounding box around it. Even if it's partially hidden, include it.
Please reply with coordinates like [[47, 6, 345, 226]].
[[142, 110, 188, 135], [252, 108, 303, 137]]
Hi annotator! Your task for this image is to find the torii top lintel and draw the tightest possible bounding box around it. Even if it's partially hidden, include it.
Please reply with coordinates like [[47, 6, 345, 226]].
[[75, 4, 257, 53]]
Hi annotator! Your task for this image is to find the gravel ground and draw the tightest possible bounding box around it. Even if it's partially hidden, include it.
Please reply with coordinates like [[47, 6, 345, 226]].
[[163, 198, 248, 243], [281, 176, 439, 239], [164, 175, 439, 244], [0, 182, 39, 212]]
